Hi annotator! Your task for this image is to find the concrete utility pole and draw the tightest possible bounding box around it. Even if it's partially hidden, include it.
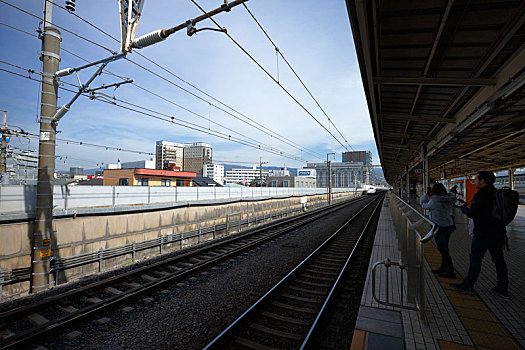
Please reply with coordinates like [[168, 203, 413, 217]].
[[258, 157, 269, 187], [327, 153, 335, 205], [405, 167, 410, 200], [509, 168, 514, 190], [422, 147, 429, 193], [0, 111, 7, 177], [32, 0, 60, 293]]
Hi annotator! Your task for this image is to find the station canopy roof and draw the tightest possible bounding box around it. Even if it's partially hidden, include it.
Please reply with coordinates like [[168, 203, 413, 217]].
[[346, 0, 525, 184]]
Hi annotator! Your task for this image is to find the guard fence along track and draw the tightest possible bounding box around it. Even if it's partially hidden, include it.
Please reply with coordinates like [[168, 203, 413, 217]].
[[0, 195, 374, 349], [204, 194, 384, 349], [0, 196, 331, 292]]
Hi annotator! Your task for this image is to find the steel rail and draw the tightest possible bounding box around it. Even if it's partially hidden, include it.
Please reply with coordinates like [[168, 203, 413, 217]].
[[1, 197, 354, 319], [0, 196, 369, 349], [203, 194, 384, 349], [300, 197, 383, 348]]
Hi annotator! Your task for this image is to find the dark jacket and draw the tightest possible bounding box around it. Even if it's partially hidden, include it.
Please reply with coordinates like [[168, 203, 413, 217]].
[[460, 184, 505, 240]]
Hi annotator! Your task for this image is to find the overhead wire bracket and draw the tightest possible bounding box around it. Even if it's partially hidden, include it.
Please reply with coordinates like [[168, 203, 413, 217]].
[[52, 53, 128, 125]]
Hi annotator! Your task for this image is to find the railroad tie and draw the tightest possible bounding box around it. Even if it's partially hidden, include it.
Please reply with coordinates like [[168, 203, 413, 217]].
[[262, 311, 310, 326], [271, 301, 317, 314], [250, 323, 303, 341], [235, 336, 279, 350], [0, 328, 15, 340], [141, 274, 158, 282], [104, 287, 123, 295], [58, 305, 78, 313], [26, 313, 49, 326]]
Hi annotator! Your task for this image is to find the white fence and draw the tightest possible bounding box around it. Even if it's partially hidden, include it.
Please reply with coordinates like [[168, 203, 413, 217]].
[[0, 185, 362, 214]]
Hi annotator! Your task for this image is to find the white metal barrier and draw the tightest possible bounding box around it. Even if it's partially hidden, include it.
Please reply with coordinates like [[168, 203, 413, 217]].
[[372, 192, 436, 318], [0, 185, 360, 214]]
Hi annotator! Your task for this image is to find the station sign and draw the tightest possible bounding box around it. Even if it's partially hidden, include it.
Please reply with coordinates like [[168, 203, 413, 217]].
[[448, 168, 461, 176]]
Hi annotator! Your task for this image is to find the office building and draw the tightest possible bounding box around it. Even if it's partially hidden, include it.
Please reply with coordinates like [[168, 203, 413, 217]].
[[203, 163, 225, 185], [156, 141, 184, 171], [183, 142, 212, 175], [268, 168, 290, 177], [306, 162, 370, 188], [121, 158, 156, 170], [225, 166, 269, 185], [266, 176, 316, 188], [342, 151, 372, 165], [69, 167, 84, 177], [297, 169, 316, 178], [103, 169, 195, 187]]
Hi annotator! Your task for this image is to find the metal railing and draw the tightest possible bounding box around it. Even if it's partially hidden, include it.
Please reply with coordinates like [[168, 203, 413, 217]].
[[371, 192, 436, 318], [0, 196, 354, 296]]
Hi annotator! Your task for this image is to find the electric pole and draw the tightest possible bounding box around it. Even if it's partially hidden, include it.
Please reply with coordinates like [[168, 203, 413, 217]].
[[0, 111, 7, 180], [32, 0, 60, 293], [327, 153, 335, 205], [259, 157, 269, 187]]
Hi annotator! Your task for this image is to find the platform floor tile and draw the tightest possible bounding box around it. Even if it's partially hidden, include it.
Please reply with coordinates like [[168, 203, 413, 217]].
[[350, 328, 404, 350], [414, 199, 525, 347], [424, 233, 522, 349], [360, 202, 472, 350]]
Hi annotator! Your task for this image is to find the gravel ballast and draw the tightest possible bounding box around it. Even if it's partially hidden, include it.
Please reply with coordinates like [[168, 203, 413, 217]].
[[31, 199, 377, 349]]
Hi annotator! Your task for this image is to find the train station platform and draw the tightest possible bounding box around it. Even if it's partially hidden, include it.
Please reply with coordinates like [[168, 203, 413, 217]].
[[352, 196, 525, 350]]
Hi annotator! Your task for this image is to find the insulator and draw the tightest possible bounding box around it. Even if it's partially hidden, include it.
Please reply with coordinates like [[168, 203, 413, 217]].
[[65, 0, 75, 13], [132, 29, 166, 49]]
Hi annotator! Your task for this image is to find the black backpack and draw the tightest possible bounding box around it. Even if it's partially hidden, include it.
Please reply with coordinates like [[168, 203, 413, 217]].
[[492, 188, 519, 226]]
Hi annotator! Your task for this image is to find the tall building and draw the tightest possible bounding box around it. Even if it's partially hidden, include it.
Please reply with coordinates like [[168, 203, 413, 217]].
[[306, 162, 370, 188], [225, 166, 269, 185], [342, 151, 372, 166], [203, 163, 224, 185], [156, 141, 184, 170], [183, 142, 212, 175]]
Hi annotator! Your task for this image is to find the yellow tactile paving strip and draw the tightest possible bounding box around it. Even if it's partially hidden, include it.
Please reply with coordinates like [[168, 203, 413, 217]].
[[425, 242, 522, 350], [438, 340, 474, 349], [350, 329, 368, 350]]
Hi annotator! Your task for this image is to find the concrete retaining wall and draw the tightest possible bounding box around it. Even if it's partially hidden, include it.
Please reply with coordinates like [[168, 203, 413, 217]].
[[0, 192, 355, 298]]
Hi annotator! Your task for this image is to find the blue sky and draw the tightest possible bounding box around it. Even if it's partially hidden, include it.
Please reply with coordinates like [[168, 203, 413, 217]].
[[0, 0, 377, 171]]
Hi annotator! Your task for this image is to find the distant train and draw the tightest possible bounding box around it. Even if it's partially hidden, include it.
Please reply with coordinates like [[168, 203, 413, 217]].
[[366, 186, 377, 195]]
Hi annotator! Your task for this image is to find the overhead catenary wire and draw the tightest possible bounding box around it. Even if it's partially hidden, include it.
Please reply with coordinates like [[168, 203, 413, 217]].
[[0, 2, 324, 160], [22, 131, 155, 156], [0, 67, 308, 163], [92, 92, 309, 162], [242, 3, 353, 150], [40, 0, 325, 160], [0, 0, 113, 53], [189, 0, 350, 152], [0, 22, 308, 162], [1, 2, 325, 162]]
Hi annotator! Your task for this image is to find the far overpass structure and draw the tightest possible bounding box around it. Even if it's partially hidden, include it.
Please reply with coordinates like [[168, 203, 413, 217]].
[[345, 2, 525, 350], [346, 0, 524, 192]]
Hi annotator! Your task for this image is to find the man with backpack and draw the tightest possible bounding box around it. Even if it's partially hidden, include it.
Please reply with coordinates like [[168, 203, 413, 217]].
[[450, 171, 512, 298]]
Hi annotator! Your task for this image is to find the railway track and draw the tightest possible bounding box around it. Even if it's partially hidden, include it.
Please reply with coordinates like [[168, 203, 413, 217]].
[[0, 195, 375, 349], [203, 194, 384, 349]]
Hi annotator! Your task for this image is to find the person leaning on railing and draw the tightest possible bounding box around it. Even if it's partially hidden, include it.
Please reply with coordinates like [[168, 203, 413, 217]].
[[420, 186, 432, 216], [420, 183, 457, 278], [450, 171, 509, 298]]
